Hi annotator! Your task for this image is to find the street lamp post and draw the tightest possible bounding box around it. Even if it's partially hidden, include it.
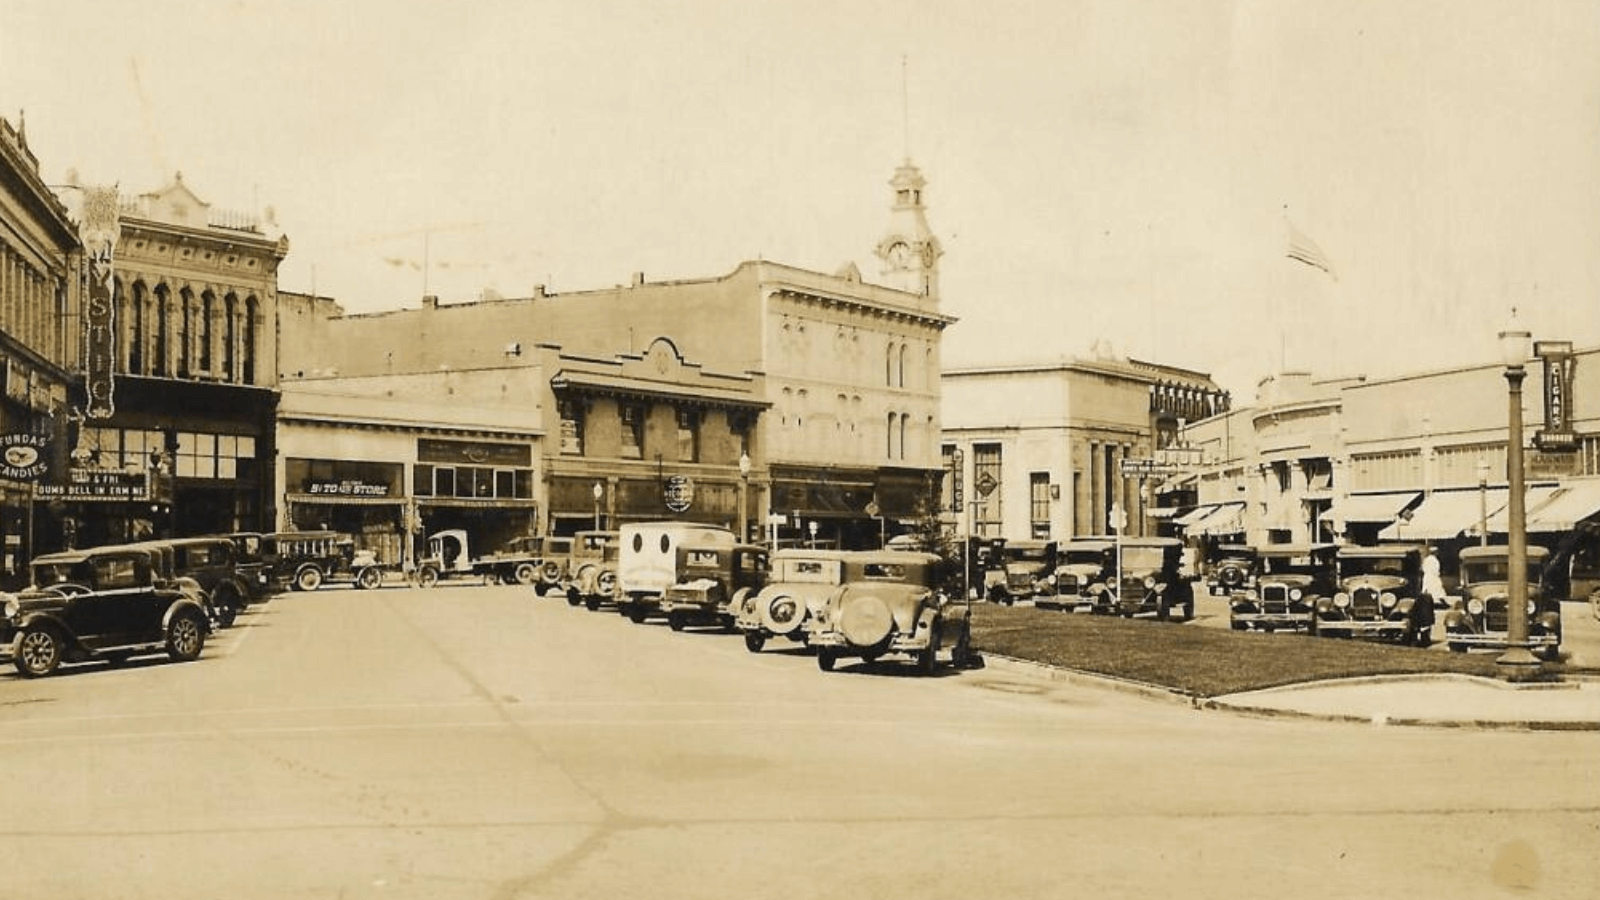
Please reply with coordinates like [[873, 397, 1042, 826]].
[[1497, 313, 1540, 674], [737, 452, 751, 543], [592, 481, 603, 532], [1476, 459, 1490, 548]]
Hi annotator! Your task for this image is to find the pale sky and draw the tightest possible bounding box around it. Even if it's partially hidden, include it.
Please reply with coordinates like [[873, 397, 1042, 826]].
[[8, 0, 1598, 398]]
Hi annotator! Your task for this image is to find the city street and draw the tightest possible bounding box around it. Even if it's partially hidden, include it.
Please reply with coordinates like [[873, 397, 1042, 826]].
[[1, 584, 1597, 900]]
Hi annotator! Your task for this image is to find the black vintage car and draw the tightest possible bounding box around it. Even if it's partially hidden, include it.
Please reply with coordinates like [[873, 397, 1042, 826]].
[[1035, 539, 1115, 612], [1228, 544, 1337, 633], [1444, 545, 1561, 659], [988, 540, 1057, 605], [658, 542, 770, 631], [3, 546, 212, 677], [1085, 537, 1194, 621], [162, 536, 253, 627], [1207, 544, 1259, 596], [1314, 544, 1433, 645]]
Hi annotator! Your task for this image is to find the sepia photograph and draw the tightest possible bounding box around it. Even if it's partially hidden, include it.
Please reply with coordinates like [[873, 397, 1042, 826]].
[[2, 1, 1598, 897]]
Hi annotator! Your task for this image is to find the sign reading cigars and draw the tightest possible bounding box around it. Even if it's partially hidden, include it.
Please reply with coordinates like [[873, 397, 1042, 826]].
[[1533, 341, 1577, 453]]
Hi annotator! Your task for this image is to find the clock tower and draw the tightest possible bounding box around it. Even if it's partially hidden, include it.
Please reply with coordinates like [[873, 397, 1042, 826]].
[[874, 159, 942, 299]]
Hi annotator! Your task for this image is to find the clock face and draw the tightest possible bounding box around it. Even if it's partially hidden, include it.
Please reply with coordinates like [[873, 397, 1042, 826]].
[[887, 241, 911, 267]]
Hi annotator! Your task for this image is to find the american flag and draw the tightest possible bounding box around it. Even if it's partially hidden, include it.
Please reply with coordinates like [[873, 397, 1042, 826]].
[[1286, 220, 1338, 281]]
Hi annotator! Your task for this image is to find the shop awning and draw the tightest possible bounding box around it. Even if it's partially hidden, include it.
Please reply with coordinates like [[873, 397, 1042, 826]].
[[286, 493, 404, 507], [1487, 482, 1600, 533], [1378, 488, 1507, 541], [1173, 504, 1220, 527], [1189, 502, 1245, 536], [1319, 491, 1421, 524], [1147, 507, 1184, 519]]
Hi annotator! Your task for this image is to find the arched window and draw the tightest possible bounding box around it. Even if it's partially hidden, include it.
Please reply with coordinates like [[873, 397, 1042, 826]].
[[886, 412, 896, 459], [886, 342, 896, 386], [243, 297, 259, 384], [200, 291, 215, 373], [898, 413, 908, 460], [223, 293, 238, 382], [177, 287, 195, 378], [898, 345, 907, 387], [154, 284, 171, 376], [128, 281, 146, 374]]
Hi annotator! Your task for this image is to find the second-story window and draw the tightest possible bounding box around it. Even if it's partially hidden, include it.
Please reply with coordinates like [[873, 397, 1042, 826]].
[[676, 408, 699, 462], [620, 403, 644, 460], [558, 399, 584, 455]]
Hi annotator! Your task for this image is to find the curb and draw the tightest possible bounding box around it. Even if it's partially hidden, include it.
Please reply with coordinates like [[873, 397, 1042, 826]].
[[978, 654, 1600, 732]]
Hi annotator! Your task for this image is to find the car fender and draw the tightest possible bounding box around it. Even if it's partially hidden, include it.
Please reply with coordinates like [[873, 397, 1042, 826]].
[[10, 611, 77, 648], [162, 599, 212, 635]]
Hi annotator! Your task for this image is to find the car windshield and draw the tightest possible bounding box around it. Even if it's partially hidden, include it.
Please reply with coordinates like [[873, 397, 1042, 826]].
[[1062, 550, 1107, 565], [1121, 547, 1168, 570], [1008, 548, 1050, 561], [1260, 554, 1326, 576], [1340, 556, 1409, 578], [1461, 559, 1539, 585]]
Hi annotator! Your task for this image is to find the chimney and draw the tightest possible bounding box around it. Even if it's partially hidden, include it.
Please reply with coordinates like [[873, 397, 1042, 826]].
[[422, 295, 439, 309], [532, 284, 546, 298], [631, 271, 645, 287]]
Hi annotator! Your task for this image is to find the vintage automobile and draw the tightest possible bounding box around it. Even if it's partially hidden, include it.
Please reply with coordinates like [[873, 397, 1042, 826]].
[[161, 536, 254, 627], [966, 536, 1007, 601], [1034, 539, 1115, 612], [734, 548, 854, 652], [659, 542, 770, 631], [1227, 543, 1337, 632], [564, 530, 621, 609], [1084, 537, 1194, 621], [225, 532, 275, 602], [1207, 544, 1259, 596], [3, 545, 211, 677], [987, 539, 1057, 605], [471, 534, 574, 593], [615, 522, 736, 623], [265, 530, 388, 592], [1444, 545, 1561, 659], [808, 551, 978, 674], [1314, 544, 1433, 645]]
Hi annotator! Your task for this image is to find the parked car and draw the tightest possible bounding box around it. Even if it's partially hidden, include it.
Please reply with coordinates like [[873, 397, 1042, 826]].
[[3, 545, 211, 676], [809, 551, 978, 674], [225, 532, 275, 602], [966, 536, 1007, 601], [162, 536, 253, 627], [987, 539, 1057, 605], [659, 543, 770, 631], [735, 549, 854, 652], [615, 522, 736, 623], [1085, 537, 1193, 621], [1034, 539, 1115, 612], [265, 531, 387, 592], [1228, 543, 1337, 632], [564, 530, 621, 609], [1444, 545, 1561, 659], [1314, 544, 1433, 645], [1207, 544, 1259, 596], [117, 540, 215, 621], [471, 534, 573, 593]]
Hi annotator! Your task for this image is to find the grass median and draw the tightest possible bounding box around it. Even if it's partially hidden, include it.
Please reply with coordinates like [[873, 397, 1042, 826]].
[[968, 603, 1587, 698]]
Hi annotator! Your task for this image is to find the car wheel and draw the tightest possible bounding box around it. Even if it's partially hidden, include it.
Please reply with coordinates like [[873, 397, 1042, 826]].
[[417, 567, 439, 589], [217, 601, 238, 628], [1537, 645, 1561, 662], [566, 588, 582, 607], [744, 632, 766, 653], [585, 596, 601, 611], [1448, 641, 1466, 653], [165, 613, 206, 662], [951, 630, 973, 668], [295, 566, 323, 592], [1230, 620, 1247, 631], [817, 649, 837, 672], [14, 626, 63, 677], [1412, 627, 1432, 649], [627, 607, 646, 624], [356, 567, 382, 590], [916, 645, 938, 675], [513, 562, 538, 585], [668, 612, 686, 632]]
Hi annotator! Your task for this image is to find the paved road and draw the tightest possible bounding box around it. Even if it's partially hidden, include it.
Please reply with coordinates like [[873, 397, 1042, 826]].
[[1, 585, 1596, 900]]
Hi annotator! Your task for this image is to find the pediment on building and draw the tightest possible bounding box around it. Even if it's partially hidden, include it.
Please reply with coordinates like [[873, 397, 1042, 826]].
[[139, 173, 211, 230]]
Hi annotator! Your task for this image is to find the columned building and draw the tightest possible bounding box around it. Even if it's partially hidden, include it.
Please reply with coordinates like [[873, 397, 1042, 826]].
[[0, 115, 78, 587], [941, 352, 1228, 541], [49, 172, 288, 545]]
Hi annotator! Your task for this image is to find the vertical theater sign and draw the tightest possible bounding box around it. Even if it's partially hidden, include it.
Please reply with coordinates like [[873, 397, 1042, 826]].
[[80, 185, 120, 420]]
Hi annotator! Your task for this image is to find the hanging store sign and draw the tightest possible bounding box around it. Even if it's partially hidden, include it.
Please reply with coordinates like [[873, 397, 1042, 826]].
[[0, 433, 50, 481], [664, 475, 695, 513], [80, 185, 121, 420], [1533, 341, 1577, 452]]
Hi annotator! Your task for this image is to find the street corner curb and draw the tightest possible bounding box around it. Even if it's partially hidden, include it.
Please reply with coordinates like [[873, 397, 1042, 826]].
[[1197, 697, 1600, 732], [978, 654, 1198, 708]]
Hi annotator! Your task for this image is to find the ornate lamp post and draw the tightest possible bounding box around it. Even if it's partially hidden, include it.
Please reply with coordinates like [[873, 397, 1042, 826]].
[[592, 481, 604, 532], [1496, 312, 1539, 674], [737, 452, 752, 542]]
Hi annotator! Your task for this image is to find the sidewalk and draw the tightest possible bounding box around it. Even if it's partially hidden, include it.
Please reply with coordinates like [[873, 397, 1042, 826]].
[[981, 655, 1600, 731], [1206, 673, 1600, 731]]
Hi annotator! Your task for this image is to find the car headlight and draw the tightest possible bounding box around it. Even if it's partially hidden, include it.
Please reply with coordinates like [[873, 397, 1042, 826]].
[[1046, 574, 1057, 585], [1380, 592, 1397, 608], [1333, 593, 1350, 609], [1467, 597, 1485, 615], [1527, 599, 1537, 616], [1289, 588, 1302, 600], [1143, 576, 1156, 589], [2, 596, 17, 618]]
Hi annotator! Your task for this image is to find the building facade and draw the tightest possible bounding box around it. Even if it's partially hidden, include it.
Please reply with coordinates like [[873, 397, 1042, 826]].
[[941, 352, 1229, 541], [278, 160, 953, 549], [0, 115, 78, 588]]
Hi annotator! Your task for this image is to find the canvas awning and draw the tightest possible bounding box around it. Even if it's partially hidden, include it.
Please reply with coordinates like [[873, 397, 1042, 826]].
[[1378, 488, 1507, 541], [1319, 491, 1421, 524], [1173, 504, 1220, 527], [1487, 482, 1600, 533], [1191, 502, 1245, 536]]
